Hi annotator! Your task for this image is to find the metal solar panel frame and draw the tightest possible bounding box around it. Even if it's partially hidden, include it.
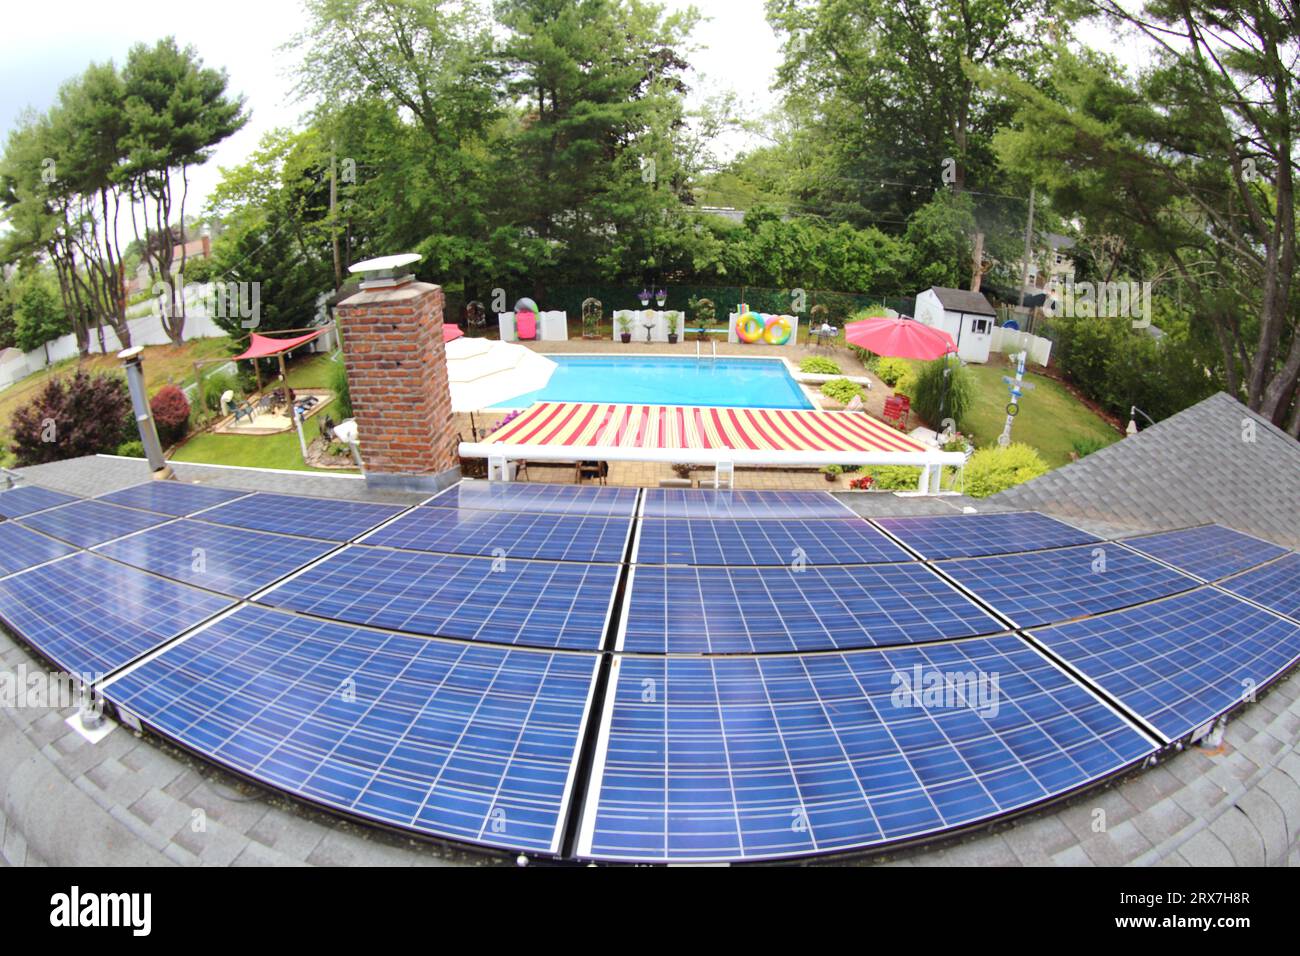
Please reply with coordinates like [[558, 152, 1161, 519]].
[[574, 636, 1158, 863], [1214, 551, 1300, 624], [0, 521, 79, 579], [101, 606, 606, 857], [0, 484, 79, 518], [194, 492, 409, 542], [1116, 523, 1290, 583], [422, 480, 639, 517], [869, 510, 1103, 560], [96, 481, 251, 516], [16, 499, 174, 548], [640, 488, 854, 520], [630, 515, 912, 567]]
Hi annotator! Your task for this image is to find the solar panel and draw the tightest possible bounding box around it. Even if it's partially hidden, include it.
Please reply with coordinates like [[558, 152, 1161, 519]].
[[364, 506, 631, 563], [1032, 588, 1300, 741], [0, 522, 77, 577], [198, 492, 406, 541], [1121, 525, 1289, 582], [425, 482, 638, 517], [635, 516, 910, 566], [620, 563, 1002, 653], [577, 636, 1154, 862], [99, 481, 247, 516], [873, 512, 1100, 559], [18, 499, 172, 548], [1220, 552, 1300, 622], [0, 485, 78, 518], [95, 520, 336, 597], [261, 546, 619, 650], [104, 605, 596, 854], [642, 488, 849, 520], [0, 552, 233, 678], [937, 544, 1199, 628]]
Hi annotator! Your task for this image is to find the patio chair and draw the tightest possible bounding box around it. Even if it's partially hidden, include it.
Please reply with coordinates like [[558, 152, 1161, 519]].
[[575, 460, 607, 485], [232, 401, 255, 425], [882, 393, 910, 429]]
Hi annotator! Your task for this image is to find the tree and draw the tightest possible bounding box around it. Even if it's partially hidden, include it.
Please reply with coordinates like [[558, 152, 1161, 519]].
[[12, 270, 70, 362], [980, 2, 1300, 433]]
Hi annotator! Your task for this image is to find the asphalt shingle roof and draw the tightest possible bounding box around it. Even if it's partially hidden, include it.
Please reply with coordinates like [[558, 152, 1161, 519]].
[[991, 391, 1300, 548], [930, 286, 996, 316]]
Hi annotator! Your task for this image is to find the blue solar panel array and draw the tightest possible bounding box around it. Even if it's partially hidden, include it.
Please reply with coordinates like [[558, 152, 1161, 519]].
[[198, 492, 406, 541], [95, 520, 336, 598], [578, 637, 1155, 862], [426, 481, 638, 517], [0, 522, 77, 577], [1032, 588, 1300, 741], [0, 484, 78, 518], [0, 552, 232, 678], [621, 563, 1002, 653], [18, 499, 172, 548], [99, 481, 247, 516], [364, 506, 631, 563], [874, 511, 1101, 559], [1121, 524, 1289, 582], [104, 605, 596, 854], [937, 544, 1199, 628], [635, 516, 910, 566], [643, 488, 850, 519], [1220, 553, 1300, 622], [262, 545, 619, 650]]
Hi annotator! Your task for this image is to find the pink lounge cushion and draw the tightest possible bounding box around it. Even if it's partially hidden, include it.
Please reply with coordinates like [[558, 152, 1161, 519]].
[[516, 311, 537, 340]]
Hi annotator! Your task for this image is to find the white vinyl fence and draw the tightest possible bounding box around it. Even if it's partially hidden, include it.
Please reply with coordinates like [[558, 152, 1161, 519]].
[[990, 326, 1053, 367]]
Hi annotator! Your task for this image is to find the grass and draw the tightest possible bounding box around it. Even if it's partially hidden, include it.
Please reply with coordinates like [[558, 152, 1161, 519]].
[[943, 356, 1121, 468]]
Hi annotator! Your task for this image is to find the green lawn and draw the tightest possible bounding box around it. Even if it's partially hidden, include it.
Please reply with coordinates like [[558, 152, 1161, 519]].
[[948, 357, 1121, 468]]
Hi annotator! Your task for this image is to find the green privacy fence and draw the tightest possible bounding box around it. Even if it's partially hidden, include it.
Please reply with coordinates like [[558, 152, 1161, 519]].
[[443, 284, 917, 336]]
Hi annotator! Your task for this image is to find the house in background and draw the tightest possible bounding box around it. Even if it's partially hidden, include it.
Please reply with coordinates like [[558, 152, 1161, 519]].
[[914, 286, 997, 363]]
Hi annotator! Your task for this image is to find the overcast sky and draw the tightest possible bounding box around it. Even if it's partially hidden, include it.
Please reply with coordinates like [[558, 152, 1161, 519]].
[[0, 0, 1132, 211]]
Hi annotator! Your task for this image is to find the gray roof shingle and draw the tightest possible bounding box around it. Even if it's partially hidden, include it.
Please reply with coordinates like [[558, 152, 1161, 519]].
[[930, 286, 996, 316]]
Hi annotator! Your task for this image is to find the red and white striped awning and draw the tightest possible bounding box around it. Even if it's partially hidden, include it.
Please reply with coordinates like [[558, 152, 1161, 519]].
[[458, 402, 958, 468]]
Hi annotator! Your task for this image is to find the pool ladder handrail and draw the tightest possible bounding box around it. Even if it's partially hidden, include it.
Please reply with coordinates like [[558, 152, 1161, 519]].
[[695, 338, 717, 360]]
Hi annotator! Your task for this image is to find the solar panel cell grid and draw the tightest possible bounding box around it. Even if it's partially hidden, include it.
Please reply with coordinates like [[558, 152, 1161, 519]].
[[99, 481, 247, 516], [18, 499, 172, 548], [1220, 553, 1300, 622], [1122, 525, 1289, 582], [262, 546, 619, 650], [937, 544, 1200, 628], [0, 552, 233, 677], [104, 606, 596, 853], [634, 517, 910, 566], [0, 485, 78, 518], [425, 482, 638, 517], [1032, 587, 1300, 741], [365, 506, 631, 563], [642, 489, 849, 520], [579, 637, 1154, 861], [620, 563, 1002, 653], [873, 512, 1100, 559], [198, 492, 407, 541], [95, 520, 336, 597], [0, 522, 77, 577]]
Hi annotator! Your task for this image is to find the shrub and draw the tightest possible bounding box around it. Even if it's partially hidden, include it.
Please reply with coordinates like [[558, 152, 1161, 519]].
[[848, 345, 878, 372], [875, 357, 911, 386], [911, 358, 974, 429], [150, 385, 191, 447], [1071, 435, 1110, 458], [330, 358, 353, 420], [116, 440, 145, 458], [201, 372, 239, 413], [962, 443, 1049, 498], [9, 370, 133, 466], [799, 356, 842, 375], [861, 465, 923, 490], [893, 367, 917, 399], [820, 378, 863, 405]]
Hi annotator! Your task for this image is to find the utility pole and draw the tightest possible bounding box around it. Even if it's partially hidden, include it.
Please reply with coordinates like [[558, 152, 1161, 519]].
[[1020, 186, 1036, 328], [329, 145, 342, 292]]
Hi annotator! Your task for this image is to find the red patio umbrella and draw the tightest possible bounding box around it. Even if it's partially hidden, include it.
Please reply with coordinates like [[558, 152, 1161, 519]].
[[442, 324, 464, 343], [844, 315, 957, 360]]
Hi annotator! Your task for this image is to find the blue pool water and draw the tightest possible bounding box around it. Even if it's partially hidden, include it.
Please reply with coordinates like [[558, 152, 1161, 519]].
[[492, 356, 813, 409]]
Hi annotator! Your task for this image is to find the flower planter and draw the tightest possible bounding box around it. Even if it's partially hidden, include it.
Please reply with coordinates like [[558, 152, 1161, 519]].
[[620, 333, 632, 344], [667, 333, 678, 344]]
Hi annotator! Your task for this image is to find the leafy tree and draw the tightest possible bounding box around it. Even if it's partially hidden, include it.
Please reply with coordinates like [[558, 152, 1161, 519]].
[[149, 383, 191, 446], [12, 271, 70, 361], [9, 370, 133, 466]]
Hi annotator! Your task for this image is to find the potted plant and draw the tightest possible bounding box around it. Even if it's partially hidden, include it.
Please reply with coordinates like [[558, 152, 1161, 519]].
[[617, 313, 633, 343], [655, 288, 667, 307], [666, 311, 681, 344], [637, 288, 651, 307], [822, 464, 843, 483]]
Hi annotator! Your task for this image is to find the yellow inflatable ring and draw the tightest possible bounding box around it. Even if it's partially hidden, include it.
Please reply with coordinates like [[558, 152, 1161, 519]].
[[737, 312, 764, 343], [764, 314, 792, 345]]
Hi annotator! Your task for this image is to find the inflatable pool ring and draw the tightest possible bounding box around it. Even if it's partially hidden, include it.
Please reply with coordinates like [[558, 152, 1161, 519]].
[[763, 314, 792, 345], [737, 312, 765, 343]]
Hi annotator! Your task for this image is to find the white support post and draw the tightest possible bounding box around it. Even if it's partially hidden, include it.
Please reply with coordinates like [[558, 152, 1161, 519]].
[[917, 465, 931, 493], [714, 461, 734, 489], [488, 456, 515, 482]]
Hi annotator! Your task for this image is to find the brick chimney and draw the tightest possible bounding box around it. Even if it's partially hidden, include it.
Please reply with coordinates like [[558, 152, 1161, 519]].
[[334, 279, 460, 491]]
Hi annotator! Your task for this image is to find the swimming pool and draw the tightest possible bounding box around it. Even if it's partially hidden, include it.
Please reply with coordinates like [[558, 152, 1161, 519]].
[[492, 355, 814, 409]]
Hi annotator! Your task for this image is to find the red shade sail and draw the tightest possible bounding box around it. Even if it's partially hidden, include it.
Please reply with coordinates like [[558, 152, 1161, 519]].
[[443, 324, 464, 342], [845, 316, 956, 361], [233, 329, 328, 361]]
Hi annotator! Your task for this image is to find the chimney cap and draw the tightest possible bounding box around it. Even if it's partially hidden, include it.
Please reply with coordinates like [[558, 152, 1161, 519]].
[[349, 253, 422, 289]]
